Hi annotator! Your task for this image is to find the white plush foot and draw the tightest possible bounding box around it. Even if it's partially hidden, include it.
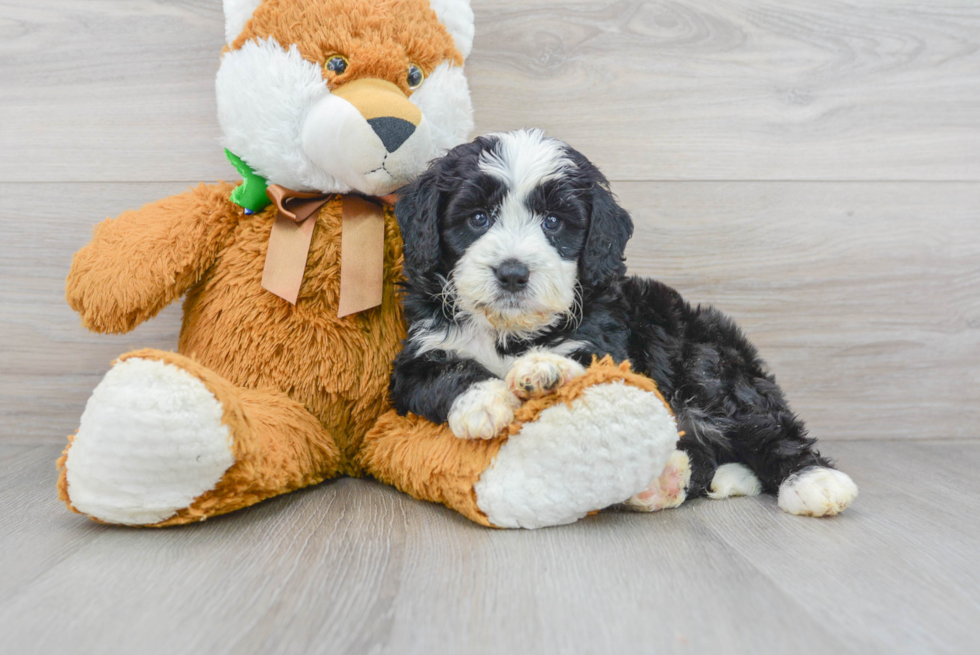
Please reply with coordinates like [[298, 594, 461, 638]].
[[778, 466, 858, 517], [707, 463, 762, 499], [64, 358, 235, 525], [505, 350, 586, 399], [475, 381, 677, 528], [624, 449, 691, 512], [448, 379, 521, 440]]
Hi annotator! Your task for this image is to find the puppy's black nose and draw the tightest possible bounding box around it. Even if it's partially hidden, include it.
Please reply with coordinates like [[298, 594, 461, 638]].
[[367, 116, 416, 153], [494, 259, 530, 293]]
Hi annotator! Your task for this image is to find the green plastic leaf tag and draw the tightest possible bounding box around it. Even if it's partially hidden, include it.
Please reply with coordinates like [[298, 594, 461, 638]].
[[226, 149, 271, 212]]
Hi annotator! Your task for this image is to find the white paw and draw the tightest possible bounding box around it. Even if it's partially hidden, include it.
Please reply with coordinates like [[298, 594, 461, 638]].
[[707, 463, 762, 499], [448, 379, 521, 440], [625, 449, 691, 511], [64, 358, 235, 525], [505, 350, 586, 399], [778, 466, 858, 517]]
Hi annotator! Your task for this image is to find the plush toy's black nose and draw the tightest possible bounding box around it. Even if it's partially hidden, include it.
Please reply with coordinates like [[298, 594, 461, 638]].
[[367, 116, 416, 153], [494, 259, 530, 293]]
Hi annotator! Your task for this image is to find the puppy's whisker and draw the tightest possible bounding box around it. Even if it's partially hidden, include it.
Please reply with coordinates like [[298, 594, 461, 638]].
[[554, 282, 583, 331], [435, 274, 460, 321], [563, 282, 584, 330]]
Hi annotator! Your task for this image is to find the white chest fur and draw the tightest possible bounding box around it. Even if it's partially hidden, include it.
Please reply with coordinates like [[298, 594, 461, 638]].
[[412, 319, 515, 377], [411, 318, 588, 379]]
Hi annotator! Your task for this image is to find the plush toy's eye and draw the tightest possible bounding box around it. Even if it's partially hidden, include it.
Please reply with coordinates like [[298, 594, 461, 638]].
[[407, 64, 425, 90], [326, 55, 349, 75], [542, 215, 562, 231], [469, 212, 489, 229]]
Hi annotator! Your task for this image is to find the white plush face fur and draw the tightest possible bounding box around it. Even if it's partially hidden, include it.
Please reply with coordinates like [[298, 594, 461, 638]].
[[452, 130, 580, 336], [216, 0, 474, 196]]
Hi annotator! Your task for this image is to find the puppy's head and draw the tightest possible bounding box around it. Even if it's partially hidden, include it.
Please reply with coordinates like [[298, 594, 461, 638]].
[[396, 129, 633, 335]]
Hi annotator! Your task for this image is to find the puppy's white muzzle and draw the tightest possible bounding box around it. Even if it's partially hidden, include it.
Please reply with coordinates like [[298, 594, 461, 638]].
[[302, 78, 432, 196], [455, 220, 578, 334]]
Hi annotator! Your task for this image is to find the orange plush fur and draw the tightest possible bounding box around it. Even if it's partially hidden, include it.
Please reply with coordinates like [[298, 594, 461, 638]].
[[233, 0, 462, 92], [61, 177, 405, 520]]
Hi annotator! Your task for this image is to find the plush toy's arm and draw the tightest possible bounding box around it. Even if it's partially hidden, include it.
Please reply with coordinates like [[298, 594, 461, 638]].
[[67, 183, 240, 334], [389, 346, 497, 424]]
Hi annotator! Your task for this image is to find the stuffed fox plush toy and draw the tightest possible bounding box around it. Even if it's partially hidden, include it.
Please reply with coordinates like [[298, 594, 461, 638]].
[[58, 0, 679, 530]]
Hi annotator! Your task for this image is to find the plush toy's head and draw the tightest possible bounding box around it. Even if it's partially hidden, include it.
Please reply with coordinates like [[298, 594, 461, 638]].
[[217, 0, 475, 197]]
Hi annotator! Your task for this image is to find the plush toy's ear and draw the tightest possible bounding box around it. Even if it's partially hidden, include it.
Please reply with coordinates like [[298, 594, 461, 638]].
[[580, 182, 634, 289], [223, 0, 263, 45], [395, 166, 444, 289], [428, 0, 475, 60]]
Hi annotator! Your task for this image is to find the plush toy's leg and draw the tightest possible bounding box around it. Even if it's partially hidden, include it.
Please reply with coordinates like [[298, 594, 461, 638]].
[[57, 349, 340, 526], [360, 359, 679, 529], [359, 412, 502, 527]]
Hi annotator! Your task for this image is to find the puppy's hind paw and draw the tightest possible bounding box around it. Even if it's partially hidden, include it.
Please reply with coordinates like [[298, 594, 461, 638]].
[[448, 379, 521, 440], [505, 351, 586, 399], [707, 463, 762, 499], [625, 450, 691, 512], [778, 466, 858, 517]]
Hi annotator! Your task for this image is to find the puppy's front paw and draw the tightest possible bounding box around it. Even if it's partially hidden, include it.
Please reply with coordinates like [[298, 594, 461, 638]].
[[448, 379, 521, 440], [505, 351, 586, 399]]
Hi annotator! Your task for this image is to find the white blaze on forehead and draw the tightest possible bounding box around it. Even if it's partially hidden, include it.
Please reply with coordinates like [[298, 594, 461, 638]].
[[478, 129, 573, 203]]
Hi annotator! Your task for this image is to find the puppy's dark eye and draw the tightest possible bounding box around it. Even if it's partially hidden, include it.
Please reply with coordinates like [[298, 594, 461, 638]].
[[542, 215, 562, 231], [326, 55, 348, 75], [407, 64, 425, 90], [469, 212, 489, 229]]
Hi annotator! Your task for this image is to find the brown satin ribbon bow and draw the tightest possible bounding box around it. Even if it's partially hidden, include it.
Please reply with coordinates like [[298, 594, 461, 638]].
[[261, 184, 388, 317]]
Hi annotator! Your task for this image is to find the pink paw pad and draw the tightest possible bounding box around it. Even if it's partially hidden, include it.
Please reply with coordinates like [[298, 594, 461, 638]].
[[625, 450, 691, 512]]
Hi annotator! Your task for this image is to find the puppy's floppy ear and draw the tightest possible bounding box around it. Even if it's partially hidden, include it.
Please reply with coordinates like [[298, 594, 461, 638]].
[[580, 182, 634, 288], [395, 165, 443, 287]]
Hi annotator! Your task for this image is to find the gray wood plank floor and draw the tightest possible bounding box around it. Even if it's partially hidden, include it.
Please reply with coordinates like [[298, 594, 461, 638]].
[[1, 440, 978, 655]]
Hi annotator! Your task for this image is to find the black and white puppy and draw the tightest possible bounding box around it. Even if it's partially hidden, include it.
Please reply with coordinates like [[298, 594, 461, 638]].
[[391, 129, 857, 517]]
